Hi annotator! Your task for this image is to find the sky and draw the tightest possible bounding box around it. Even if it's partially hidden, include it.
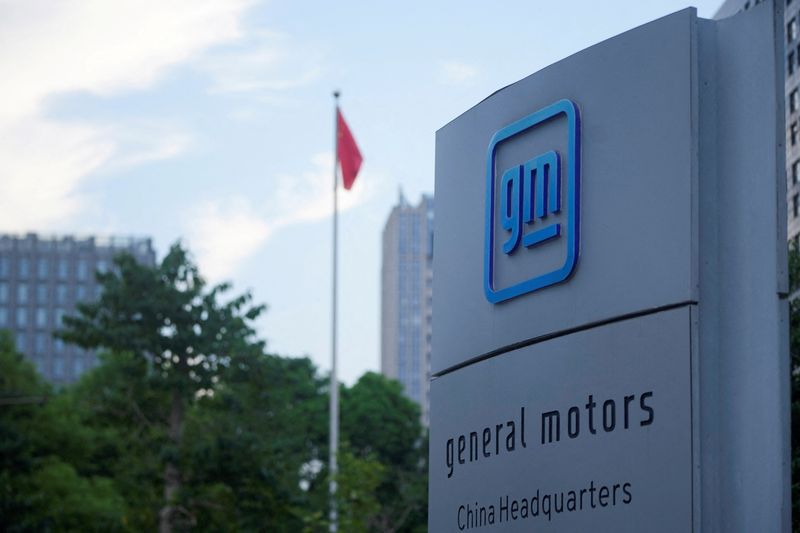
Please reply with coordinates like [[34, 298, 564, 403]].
[[0, 0, 724, 384]]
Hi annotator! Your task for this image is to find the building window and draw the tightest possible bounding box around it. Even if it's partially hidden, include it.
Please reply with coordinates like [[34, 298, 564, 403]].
[[0, 308, 7, 327], [36, 258, 48, 279], [790, 18, 798, 44], [77, 259, 88, 281], [793, 160, 799, 184], [794, 193, 799, 218], [36, 285, 47, 304], [54, 308, 66, 328], [17, 283, 28, 304], [790, 51, 796, 76], [96, 259, 108, 274], [18, 258, 29, 279], [57, 259, 68, 280], [35, 333, 45, 354], [54, 338, 65, 353], [792, 122, 799, 145], [0, 258, 8, 278], [791, 89, 799, 113], [35, 308, 47, 329], [0, 283, 7, 304], [76, 285, 87, 302], [16, 308, 27, 328], [56, 284, 68, 304]]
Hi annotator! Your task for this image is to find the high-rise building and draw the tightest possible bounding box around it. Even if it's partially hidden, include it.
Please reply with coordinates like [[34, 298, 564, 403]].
[[0, 233, 156, 384], [381, 192, 434, 425], [783, 0, 800, 242], [716, 0, 796, 240]]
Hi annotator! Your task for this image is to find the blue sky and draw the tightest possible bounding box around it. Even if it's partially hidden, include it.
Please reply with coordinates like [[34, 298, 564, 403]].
[[0, 0, 723, 383]]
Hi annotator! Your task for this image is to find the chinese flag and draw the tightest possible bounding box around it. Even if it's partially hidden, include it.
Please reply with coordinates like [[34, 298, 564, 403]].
[[337, 109, 363, 190]]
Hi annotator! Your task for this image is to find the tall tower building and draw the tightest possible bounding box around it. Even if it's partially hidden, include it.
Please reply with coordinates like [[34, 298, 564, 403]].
[[0, 233, 156, 384], [381, 192, 434, 425], [716, 0, 796, 241], [783, 0, 800, 242]]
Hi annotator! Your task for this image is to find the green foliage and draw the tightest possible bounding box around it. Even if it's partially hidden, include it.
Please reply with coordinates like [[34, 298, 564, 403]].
[[184, 353, 328, 531], [340, 372, 428, 532], [20, 457, 126, 532], [334, 449, 385, 533], [342, 372, 421, 469], [59, 242, 265, 395], [790, 243, 800, 529], [1, 242, 429, 531], [0, 331, 129, 532], [62, 351, 166, 530], [57, 242, 266, 531]]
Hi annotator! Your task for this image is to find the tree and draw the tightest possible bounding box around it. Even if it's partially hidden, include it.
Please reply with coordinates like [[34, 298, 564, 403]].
[[183, 353, 328, 531], [0, 331, 128, 532], [60, 350, 167, 530], [3, 240, 430, 530], [342, 372, 422, 470], [0, 329, 51, 529], [789, 243, 800, 529], [59, 243, 265, 532], [335, 450, 385, 532], [340, 372, 428, 532]]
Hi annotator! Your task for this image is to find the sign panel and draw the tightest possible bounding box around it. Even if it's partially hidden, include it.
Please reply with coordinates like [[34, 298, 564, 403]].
[[429, 308, 692, 532], [484, 99, 581, 303], [433, 9, 696, 374], [431, 2, 789, 531]]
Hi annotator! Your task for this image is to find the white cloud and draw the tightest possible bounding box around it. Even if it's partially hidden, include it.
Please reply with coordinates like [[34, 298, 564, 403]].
[[195, 30, 322, 95], [99, 121, 193, 171], [272, 152, 368, 224], [0, 0, 252, 119], [440, 61, 479, 85], [184, 152, 375, 282], [0, 0, 254, 231], [0, 118, 114, 231], [185, 197, 273, 283]]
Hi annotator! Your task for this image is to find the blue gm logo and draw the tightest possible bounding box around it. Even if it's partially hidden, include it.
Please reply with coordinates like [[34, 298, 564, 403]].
[[484, 99, 581, 304]]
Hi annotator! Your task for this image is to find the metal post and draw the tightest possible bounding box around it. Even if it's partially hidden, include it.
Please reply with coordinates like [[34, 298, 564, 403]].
[[329, 89, 340, 533]]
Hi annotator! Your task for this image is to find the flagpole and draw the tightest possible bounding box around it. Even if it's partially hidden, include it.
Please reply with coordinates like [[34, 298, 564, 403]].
[[329, 89, 340, 533]]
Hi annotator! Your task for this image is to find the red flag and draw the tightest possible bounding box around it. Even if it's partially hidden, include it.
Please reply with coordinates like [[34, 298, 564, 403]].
[[337, 108, 363, 190]]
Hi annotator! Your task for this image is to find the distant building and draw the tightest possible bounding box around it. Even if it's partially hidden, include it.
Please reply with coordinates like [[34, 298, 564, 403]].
[[784, 0, 800, 242], [381, 192, 434, 425], [715, 0, 798, 242], [0, 233, 156, 384]]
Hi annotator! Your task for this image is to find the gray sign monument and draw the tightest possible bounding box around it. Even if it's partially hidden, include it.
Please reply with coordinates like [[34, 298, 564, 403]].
[[430, 3, 789, 532]]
